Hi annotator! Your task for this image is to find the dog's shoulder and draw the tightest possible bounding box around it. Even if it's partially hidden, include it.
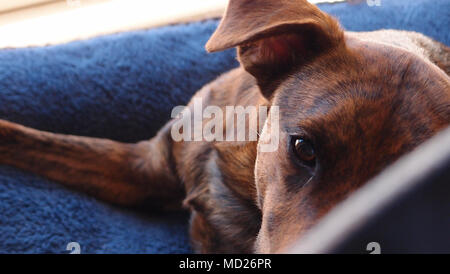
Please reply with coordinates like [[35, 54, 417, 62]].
[[196, 67, 265, 108], [174, 68, 265, 253]]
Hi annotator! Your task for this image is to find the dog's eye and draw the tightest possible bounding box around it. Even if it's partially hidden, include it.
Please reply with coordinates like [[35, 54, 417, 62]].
[[292, 137, 316, 166]]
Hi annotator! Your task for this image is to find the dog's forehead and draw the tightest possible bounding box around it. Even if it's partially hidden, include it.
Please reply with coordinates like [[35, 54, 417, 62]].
[[274, 39, 448, 127]]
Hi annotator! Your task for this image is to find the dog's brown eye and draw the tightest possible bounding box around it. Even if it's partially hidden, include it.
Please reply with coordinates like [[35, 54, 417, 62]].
[[293, 137, 316, 165]]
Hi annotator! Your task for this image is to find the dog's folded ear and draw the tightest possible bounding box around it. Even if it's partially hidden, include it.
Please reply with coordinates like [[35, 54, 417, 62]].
[[206, 0, 345, 98]]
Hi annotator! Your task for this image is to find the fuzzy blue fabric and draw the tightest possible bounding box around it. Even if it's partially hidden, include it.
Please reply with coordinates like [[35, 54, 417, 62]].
[[0, 0, 448, 253]]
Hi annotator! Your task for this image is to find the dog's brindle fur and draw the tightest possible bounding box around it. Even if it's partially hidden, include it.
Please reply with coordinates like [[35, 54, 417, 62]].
[[0, 0, 449, 253]]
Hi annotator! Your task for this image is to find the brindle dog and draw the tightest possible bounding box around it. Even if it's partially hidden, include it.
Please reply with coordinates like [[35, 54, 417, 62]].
[[0, 0, 449, 253]]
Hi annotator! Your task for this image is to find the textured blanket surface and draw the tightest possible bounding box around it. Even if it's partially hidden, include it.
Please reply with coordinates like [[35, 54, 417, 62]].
[[0, 0, 448, 253]]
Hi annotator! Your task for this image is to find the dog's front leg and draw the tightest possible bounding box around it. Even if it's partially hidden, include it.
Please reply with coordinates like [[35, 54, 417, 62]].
[[0, 119, 184, 209]]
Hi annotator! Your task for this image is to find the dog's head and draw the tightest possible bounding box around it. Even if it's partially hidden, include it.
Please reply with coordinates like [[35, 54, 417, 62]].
[[207, 0, 450, 253]]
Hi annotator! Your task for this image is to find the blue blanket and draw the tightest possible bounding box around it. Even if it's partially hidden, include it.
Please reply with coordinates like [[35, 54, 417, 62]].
[[0, 0, 448, 253]]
